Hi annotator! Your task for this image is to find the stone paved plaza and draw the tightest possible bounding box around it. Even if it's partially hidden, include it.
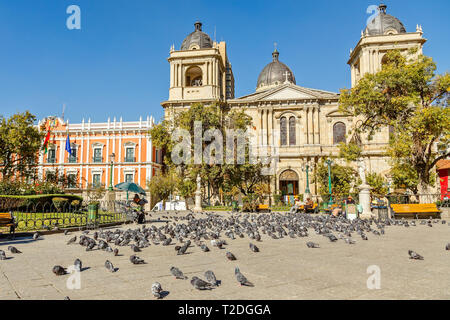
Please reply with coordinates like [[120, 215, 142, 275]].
[[0, 212, 449, 300]]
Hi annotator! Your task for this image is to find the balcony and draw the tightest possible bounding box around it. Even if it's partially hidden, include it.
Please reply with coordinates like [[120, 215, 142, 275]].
[[68, 156, 77, 164], [47, 157, 56, 164], [92, 156, 103, 163], [124, 156, 135, 163]]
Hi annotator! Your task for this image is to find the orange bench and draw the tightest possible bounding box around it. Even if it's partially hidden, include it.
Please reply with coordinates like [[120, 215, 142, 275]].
[[390, 204, 441, 219], [257, 204, 271, 213], [0, 212, 16, 235]]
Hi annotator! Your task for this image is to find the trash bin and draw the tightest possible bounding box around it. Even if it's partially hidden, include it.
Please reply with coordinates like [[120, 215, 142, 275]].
[[373, 206, 388, 220], [232, 201, 239, 212], [88, 203, 99, 221]]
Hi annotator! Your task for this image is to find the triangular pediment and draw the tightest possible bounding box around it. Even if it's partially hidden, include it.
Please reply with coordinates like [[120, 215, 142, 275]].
[[261, 86, 316, 100]]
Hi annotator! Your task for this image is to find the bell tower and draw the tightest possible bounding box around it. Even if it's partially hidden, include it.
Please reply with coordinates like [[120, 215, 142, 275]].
[[163, 21, 234, 110], [348, 4, 426, 87]]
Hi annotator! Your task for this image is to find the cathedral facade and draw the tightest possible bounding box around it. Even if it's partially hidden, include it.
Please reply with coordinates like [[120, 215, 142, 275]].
[[161, 4, 427, 200]]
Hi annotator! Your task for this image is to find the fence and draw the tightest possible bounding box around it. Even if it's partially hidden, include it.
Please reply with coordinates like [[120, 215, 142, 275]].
[[0, 199, 139, 233]]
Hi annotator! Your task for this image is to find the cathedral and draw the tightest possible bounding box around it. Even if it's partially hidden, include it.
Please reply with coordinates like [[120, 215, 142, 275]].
[[161, 4, 427, 200]]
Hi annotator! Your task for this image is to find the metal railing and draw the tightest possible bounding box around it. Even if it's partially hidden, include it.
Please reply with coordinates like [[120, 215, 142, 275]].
[[0, 200, 131, 233]]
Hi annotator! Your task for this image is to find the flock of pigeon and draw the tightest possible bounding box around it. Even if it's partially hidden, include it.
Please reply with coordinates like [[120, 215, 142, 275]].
[[1, 211, 449, 299]]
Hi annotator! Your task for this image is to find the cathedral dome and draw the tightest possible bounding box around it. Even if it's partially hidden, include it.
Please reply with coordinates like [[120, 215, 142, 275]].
[[181, 21, 213, 51], [256, 49, 296, 91], [365, 4, 406, 36]]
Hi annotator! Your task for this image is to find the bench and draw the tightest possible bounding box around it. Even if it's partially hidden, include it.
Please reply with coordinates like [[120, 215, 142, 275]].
[[0, 212, 16, 236], [299, 203, 319, 213], [257, 204, 271, 213], [390, 204, 441, 220]]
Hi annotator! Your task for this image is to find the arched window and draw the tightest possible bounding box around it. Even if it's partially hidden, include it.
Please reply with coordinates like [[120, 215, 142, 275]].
[[289, 116, 296, 146], [185, 66, 203, 87], [333, 122, 346, 145], [280, 117, 287, 146]]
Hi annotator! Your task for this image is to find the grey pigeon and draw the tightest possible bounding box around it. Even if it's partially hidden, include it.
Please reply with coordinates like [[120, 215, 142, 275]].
[[0, 250, 7, 260], [67, 236, 77, 245], [306, 242, 320, 248], [408, 250, 424, 260], [113, 248, 119, 256], [235, 267, 253, 287], [204, 270, 218, 286], [151, 282, 163, 299], [170, 266, 187, 279], [200, 244, 210, 252], [446, 243, 450, 251], [74, 259, 82, 271], [226, 252, 236, 261], [33, 232, 40, 240], [8, 246, 21, 254], [105, 260, 115, 272], [64, 230, 69, 235], [249, 243, 259, 252], [131, 244, 141, 252], [130, 255, 145, 264], [52, 265, 67, 276], [190, 276, 213, 290]]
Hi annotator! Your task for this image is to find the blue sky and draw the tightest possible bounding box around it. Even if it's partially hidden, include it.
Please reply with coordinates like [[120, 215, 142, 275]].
[[0, 0, 448, 123]]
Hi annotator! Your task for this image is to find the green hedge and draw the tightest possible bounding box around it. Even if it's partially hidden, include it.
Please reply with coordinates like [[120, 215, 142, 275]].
[[0, 194, 83, 211]]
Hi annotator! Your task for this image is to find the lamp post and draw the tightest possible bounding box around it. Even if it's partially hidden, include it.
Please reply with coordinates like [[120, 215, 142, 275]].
[[108, 153, 115, 191], [301, 161, 311, 196], [326, 159, 333, 205]]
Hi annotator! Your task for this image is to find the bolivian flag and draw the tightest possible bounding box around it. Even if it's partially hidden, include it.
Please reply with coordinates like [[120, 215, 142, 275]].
[[43, 130, 51, 154]]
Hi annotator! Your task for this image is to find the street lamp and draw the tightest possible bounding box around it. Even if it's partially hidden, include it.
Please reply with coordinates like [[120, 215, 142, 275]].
[[108, 153, 115, 191], [301, 161, 311, 195], [326, 159, 333, 205]]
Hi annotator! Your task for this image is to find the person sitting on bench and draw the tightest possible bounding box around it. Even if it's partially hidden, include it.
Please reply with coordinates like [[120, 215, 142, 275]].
[[305, 198, 314, 211], [132, 194, 148, 224]]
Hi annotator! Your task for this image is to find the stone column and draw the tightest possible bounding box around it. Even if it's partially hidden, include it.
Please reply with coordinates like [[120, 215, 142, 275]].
[[193, 174, 202, 213], [303, 108, 308, 144], [357, 158, 373, 219], [314, 106, 320, 145], [308, 107, 314, 144], [105, 190, 116, 213]]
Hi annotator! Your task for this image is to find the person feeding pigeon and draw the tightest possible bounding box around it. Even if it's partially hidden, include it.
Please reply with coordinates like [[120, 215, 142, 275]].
[[132, 194, 148, 224]]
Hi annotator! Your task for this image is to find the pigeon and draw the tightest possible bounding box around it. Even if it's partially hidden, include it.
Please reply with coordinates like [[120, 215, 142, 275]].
[[74, 259, 82, 271], [0, 250, 7, 260], [306, 242, 320, 248], [113, 248, 119, 256], [64, 296, 70, 300], [151, 282, 163, 299], [64, 230, 69, 235], [131, 244, 141, 252], [67, 236, 77, 245], [33, 232, 40, 240], [130, 255, 145, 264], [105, 260, 116, 272], [445, 243, 450, 251], [190, 276, 213, 290], [408, 250, 424, 260], [177, 244, 188, 255], [8, 246, 21, 254], [204, 270, 218, 286], [52, 265, 67, 276], [226, 252, 237, 261], [86, 242, 96, 251], [200, 244, 210, 252], [249, 243, 259, 252], [170, 267, 188, 279], [235, 267, 253, 287], [162, 238, 172, 246]]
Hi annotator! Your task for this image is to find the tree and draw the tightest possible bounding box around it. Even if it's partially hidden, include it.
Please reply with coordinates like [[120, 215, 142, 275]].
[[314, 160, 357, 196], [149, 103, 270, 201], [339, 49, 450, 194], [365, 172, 389, 196], [0, 111, 43, 180], [147, 171, 176, 205]]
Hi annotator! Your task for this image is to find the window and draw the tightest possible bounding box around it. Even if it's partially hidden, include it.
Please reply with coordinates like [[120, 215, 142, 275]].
[[125, 147, 135, 162], [280, 117, 287, 146], [67, 173, 77, 188], [333, 122, 346, 145], [69, 146, 77, 163], [125, 174, 133, 183], [289, 116, 296, 146], [47, 148, 56, 163], [185, 66, 203, 87], [46, 171, 56, 182], [155, 149, 159, 164], [92, 174, 101, 187], [93, 148, 102, 163]]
